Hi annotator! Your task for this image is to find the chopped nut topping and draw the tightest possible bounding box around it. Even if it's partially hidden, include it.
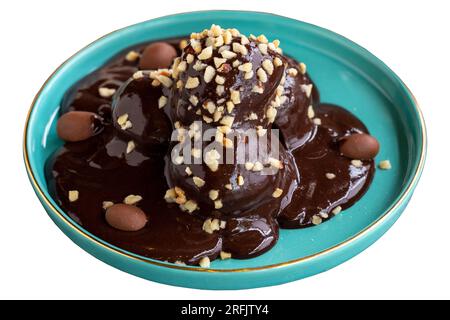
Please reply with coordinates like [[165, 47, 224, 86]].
[[185, 166, 192, 176], [272, 188, 283, 198], [192, 148, 202, 159], [273, 57, 283, 67], [209, 189, 219, 201], [332, 206, 342, 215], [299, 62, 307, 74], [125, 50, 140, 62], [238, 62, 253, 73], [68, 190, 79, 202], [301, 84, 313, 98], [186, 54, 194, 64], [244, 71, 254, 80], [225, 184, 232, 190], [351, 160, 363, 168], [158, 96, 168, 109], [226, 101, 235, 113], [193, 60, 207, 71], [258, 43, 268, 55], [123, 194, 142, 205], [313, 118, 322, 125], [257, 68, 268, 83], [204, 149, 220, 172], [204, 66, 216, 83], [214, 199, 223, 209], [215, 75, 225, 85], [204, 100, 216, 114], [132, 71, 144, 79], [98, 87, 116, 98], [176, 80, 184, 89], [266, 107, 277, 123], [230, 90, 241, 104], [220, 220, 227, 229], [151, 79, 160, 87], [245, 162, 254, 170], [262, 59, 274, 75], [182, 200, 198, 213], [232, 60, 241, 68], [326, 173, 336, 180], [307, 105, 315, 119], [185, 77, 200, 89], [252, 161, 264, 172], [257, 34, 268, 43], [221, 50, 237, 59], [173, 156, 184, 165], [319, 211, 329, 219], [223, 30, 232, 44], [220, 251, 232, 260], [379, 160, 392, 170], [179, 39, 188, 50], [203, 218, 221, 234], [199, 256, 210, 268], [256, 126, 267, 137], [247, 112, 258, 120], [117, 114, 132, 130], [240, 35, 250, 45], [220, 115, 235, 127], [268, 157, 283, 169], [312, 215, 323, 225], [216, 85, 225, 96], [193, 176, 206, 188], [237, 175, 245, 186], [232, 42, 248, 55], [189, 95, 199, 106], [288, 68, 298, 77], [198, 46, 213, 60], [102, 201, 114, 210], [252, 85, 264, 94], [214, 57, 227, 68], [126, 140, 135, 154], [223, 137, 233, 149]]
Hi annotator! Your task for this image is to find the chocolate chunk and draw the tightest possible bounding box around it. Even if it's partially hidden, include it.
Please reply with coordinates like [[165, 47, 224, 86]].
[[139, 42, 177, 70], [105, 204, 147, 231], [56, 111, 100, 142], [339, 133, 380, 160]]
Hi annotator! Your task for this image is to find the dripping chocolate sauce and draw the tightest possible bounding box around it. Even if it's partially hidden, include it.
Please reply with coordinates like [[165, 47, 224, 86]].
[[46, 38, 374, 265]]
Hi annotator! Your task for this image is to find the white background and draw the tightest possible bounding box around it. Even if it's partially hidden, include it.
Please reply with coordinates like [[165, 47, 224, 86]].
[[1, 0, 448, 300]]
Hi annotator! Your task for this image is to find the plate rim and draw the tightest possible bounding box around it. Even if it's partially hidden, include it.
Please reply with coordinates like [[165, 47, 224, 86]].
[[23, 10, 427, 273]]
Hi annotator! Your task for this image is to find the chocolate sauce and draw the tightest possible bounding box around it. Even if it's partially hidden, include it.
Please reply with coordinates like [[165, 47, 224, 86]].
[[46, 37, 374, 265]]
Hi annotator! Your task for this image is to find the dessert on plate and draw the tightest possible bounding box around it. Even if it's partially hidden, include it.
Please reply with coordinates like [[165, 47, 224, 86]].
[[47, 25, 381, 267]]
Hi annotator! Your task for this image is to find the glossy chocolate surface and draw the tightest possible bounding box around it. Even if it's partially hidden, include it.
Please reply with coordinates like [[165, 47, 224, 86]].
[[46, 36, 374, 264]]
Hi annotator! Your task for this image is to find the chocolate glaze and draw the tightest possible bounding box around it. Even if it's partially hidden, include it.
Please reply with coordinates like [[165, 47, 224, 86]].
[[46, 37, 374, 264]]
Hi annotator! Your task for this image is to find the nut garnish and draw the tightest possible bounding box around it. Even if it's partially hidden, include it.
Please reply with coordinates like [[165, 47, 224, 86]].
[[225, 184, 232, 190], [230, 90, 241, 104], [215, 75, 225, 85], [198, 46, 213, 60], [68, 190, 79, 202], [199, 257, 210, 268], [258, 43, 268, 55], [332, 206, 342, 215], [299, 62, 307, 74], [126, 140, 135, 154], [272, 188, 283, 198], [221, 50, 237, 59], [351, 160, 363, 168], [257, 68, 268, 83], [379, 160, 392, 170], [193, 176, 206, 188], [158, 96, 168, 109], [313, 118, 322, 125], [262, 59, 274, 75], [102, 201, 114, 210], [214, 57, 227, 68], [98, 87, 116, 98], [185, 77, 200, 89], [185, 166, 192, 176], [125, 50, 140, 62], [237, 175, 244, 186], [312, 215, 323, 225], [123, 194, 142, 205], [214, 199, 223, 209], [204, 66, 216, 83], [288, 68, 298, 77], [220, 251, 232, 260], [209, 189, 219, 201], [301, 84, 313, 98], [203, 218, 220, 234], [325, 173, 336, 180], [252, 161, 264, 172], [307, 105, 315, 119], [182, 200, 198, 213]]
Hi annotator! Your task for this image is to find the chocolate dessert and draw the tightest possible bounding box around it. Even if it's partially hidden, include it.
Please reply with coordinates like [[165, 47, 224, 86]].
[[46, 25, 380, 267]]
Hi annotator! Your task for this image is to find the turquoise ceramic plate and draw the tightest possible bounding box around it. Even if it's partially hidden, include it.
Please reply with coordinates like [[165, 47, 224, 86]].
[[23, 11, 426, 289]]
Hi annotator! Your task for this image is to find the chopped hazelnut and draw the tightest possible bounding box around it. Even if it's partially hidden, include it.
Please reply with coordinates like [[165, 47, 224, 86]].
[[272, 188, 283, 198], [325, 173, 336, 180], [102, 201, 114, 210], [199, 257, 210, 268], [312, 215, 323, 225], [158, 96, 167, 109], [125, 50, 140, 62], [379, 160, 392, 170], [123, 194, 142, 205], [126, 140, 135, 154], [68, 190, 79, 202], [209, 189, 219, 201], [351, 160, 363, 168], [332, 206, 342, 215], [220, 251, 232, 260], [193, 176, 206, 188], [185, 77, 200, 89], [214, 199, 223, 209], [98, 87, 116, 98], [204, 66, 216, 83]]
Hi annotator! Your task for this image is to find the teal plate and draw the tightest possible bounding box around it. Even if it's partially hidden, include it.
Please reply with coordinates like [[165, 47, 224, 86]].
[[23, 11, 426, 289]]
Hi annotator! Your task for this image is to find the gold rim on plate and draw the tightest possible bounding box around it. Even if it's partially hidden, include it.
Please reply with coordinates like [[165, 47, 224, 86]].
[[22, 16, 427, 273]]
